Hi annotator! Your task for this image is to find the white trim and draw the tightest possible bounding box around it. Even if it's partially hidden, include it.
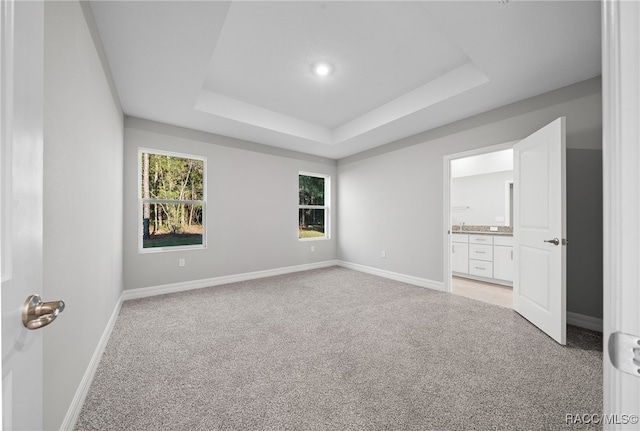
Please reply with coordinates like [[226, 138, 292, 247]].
[[337, 260, 445, 292], [602, 0, 619, 423], [138, 147, 207, 163], [602, 0, 640, 424], [123, 260, 339, 301], [504, 180, 514, 227], [59, 294, 123, 431], [453, 272, 512, 287], [566, 311, 603, 333]]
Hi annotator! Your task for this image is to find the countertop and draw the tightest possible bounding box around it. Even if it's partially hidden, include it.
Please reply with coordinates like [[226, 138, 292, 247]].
[[451, 225, 513, 236]]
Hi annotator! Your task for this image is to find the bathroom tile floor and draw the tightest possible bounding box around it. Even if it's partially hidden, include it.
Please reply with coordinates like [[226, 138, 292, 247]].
[[452, 276, 513, 308]]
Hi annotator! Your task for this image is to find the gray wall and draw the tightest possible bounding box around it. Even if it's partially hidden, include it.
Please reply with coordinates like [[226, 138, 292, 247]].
[[43, 1, 124, 429], [566, 148, 603, 319], [123, 118, 337, 290], [337, 77, 603, 319], [451, 170, 513, 226]]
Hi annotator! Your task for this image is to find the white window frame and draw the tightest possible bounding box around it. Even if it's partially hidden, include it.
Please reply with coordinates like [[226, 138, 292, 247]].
[[138, 147, 207, 253], [298, 171, 331, 241]]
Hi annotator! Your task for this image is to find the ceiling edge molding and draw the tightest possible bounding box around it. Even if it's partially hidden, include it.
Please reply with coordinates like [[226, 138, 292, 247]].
[[337, 76, 603, 166], [334, 62, 490, 144], [195, 90, 333, 144], [124, 116, 337, 165], [195, 62, 489, 148]]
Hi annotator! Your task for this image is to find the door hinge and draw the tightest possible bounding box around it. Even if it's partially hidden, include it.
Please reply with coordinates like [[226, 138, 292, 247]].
[[608, 331, 640, 377]]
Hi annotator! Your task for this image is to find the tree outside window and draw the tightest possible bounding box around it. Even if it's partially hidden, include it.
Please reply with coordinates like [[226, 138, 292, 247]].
[[140, 150, 206, 250], [299, 173, 329, 239]]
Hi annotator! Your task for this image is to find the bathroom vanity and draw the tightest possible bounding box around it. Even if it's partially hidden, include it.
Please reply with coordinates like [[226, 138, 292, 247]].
[[452, 230, 513, 286]]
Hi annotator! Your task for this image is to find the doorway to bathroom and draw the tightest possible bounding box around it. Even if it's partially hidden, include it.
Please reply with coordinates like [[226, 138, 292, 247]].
[[445, 144, 516, 309]]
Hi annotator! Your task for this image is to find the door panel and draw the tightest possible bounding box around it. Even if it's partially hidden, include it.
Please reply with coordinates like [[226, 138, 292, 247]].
[[519, 246, 550, 309], [513, 117, 566, 345], [1, 1, 45, 429]]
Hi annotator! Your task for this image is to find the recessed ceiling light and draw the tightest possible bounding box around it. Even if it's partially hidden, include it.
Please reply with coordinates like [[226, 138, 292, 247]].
[[311, 61, 334, 77]]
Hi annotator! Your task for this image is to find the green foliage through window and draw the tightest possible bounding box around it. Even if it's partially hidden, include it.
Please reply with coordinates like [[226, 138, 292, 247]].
[[141, 151, 205, 249], [299, 174, 327, 239]]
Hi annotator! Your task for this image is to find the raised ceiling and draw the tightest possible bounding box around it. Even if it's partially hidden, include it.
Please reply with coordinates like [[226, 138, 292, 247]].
[[90, 1, 601, 159]]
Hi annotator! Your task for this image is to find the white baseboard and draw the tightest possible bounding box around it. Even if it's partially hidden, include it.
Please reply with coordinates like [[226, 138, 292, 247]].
[[567, 311, 603, 333], [60, 293, 123, 431], [123, 260, 339, 301], [337, 260, 445, 292]]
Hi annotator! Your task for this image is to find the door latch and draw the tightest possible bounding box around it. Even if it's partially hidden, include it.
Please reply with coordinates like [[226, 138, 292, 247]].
[[543, 238, 569, 246], [608, 331, 640, 377], [22, 294, 65, 330]]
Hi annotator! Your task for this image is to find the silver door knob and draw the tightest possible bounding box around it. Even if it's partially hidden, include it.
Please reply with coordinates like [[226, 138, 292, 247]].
[[22, 294, 65, 330], [544, 238, 560, 246]]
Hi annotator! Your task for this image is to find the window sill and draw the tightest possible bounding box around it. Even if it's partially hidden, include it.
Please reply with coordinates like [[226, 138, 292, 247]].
[[139, 244, 207, 254]]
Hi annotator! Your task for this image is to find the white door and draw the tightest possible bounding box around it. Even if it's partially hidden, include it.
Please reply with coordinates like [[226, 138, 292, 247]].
[[513, 117, 566, 345], [1, 1, 45, 429], [602, 0, 640, 425]]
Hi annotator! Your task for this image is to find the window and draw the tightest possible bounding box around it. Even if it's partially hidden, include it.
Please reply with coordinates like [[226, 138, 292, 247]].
[[299, 172, 330, 240], [139, 149, 206, 251]]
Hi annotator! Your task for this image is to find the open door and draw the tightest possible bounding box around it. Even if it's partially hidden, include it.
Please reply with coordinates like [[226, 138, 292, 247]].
[[1, 1, 46, 429], [513, 117, 566, 345]]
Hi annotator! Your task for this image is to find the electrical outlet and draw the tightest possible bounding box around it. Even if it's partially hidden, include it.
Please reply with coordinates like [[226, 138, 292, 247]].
[[381, 250, 386, 258], [310, 246, 315, 252], [179, 258, 185, 267]]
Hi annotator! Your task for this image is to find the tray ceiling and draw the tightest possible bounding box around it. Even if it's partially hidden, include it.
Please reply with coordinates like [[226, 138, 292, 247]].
[[90, 1, 601, 159]]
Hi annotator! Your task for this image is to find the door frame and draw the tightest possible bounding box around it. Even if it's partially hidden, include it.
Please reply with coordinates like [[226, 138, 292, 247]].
[[442, 140, 518, 294], [602, 0, 640, 423]]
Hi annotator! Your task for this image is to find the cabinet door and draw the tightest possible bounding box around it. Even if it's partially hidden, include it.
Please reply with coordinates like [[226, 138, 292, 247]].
[[494, 245, 514, 281], [452, 243, 469, 273]]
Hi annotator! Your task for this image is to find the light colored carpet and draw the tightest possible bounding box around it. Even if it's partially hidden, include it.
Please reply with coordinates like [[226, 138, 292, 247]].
[[76, 266, 602, 430]]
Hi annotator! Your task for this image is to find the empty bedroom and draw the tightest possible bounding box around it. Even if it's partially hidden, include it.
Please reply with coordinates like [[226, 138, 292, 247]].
[[4, 0, 638, 430]]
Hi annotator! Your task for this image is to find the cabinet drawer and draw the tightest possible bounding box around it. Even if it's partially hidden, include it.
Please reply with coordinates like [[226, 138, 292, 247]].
[[469, 260, 493, 278], [452, 234, 469, 243], [469, 234, 493, 245], [469, 244, 493, 261], [494, 236, 514, 246]]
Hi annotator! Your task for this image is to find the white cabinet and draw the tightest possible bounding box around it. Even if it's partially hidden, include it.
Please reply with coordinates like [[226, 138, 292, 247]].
[[469, 234, 494, 278], [493, 236, 514, 282], [469, 243, 493, 261], [452, 233, 513, 285], [469, 234, 493, 245], [469, 259, 493, 278], [452, 234, 469, 274]]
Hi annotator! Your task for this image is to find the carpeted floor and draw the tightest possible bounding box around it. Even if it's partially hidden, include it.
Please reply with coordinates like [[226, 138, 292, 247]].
[[76, 266, 602, 431]]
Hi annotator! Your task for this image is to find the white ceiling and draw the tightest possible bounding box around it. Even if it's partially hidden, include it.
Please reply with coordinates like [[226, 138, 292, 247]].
[[90, 1, 601, 159]]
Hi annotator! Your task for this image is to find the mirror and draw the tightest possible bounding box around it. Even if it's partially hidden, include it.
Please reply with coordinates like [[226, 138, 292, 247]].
[[451, 149, 513, 227]]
